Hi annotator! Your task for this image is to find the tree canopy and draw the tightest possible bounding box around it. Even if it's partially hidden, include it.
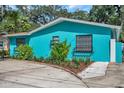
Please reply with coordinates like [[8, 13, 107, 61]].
[[0, 5, 123, 35]]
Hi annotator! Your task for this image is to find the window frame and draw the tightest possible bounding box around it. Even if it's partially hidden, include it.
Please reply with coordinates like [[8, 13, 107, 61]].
[[16, 38, 26, 47], [76, 34, 93, 53]]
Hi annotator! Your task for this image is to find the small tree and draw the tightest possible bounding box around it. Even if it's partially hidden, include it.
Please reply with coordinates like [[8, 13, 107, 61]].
[[50, 40, 71, 64], [15, 44, 33, 60]]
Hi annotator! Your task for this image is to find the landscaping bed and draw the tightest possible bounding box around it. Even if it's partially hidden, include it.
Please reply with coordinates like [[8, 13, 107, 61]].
[[29, 59, 93, 74], [12, 42, 93, 74]]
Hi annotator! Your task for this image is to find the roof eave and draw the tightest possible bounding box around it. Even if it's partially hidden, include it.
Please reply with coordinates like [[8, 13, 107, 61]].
[[6, 33, 29, 37], [61, 17, 121, 29]]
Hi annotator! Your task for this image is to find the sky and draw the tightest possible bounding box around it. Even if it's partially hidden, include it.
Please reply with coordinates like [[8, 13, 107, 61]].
[[10, 5, 92, 13], [64, 5, 92, 12]]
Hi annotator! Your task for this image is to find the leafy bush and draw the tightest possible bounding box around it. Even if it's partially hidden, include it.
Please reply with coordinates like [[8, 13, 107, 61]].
[[35, 56, 44, 62], [50, 40, 71, 64], [85, 58, 91, 65], [0, 50, 9, 57], [119, 32, 124, 42], [39, 56, 44, 62], [64, 59, 72, 63], [15, 44, 33, 60], [4, 50, 9, 56], [33, 56, 37, 61], [72, 58, 80, 68], [44, 57, 52, 63], [78, 58, 85, 62], [0, 50, 4, 57]]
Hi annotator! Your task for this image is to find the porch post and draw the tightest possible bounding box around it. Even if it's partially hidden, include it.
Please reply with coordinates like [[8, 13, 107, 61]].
[[110, 39, 116, 62]]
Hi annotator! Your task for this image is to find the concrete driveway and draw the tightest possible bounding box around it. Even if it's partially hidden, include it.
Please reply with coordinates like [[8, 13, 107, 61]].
[[83, 63, 124, 88], [0, 59, 86, 88]]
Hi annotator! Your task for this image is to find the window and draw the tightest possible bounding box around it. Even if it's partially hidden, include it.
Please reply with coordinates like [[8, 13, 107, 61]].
[[51, 36, 59, 47], [76, 35, 92, 52], [16, 38, 26, 47]]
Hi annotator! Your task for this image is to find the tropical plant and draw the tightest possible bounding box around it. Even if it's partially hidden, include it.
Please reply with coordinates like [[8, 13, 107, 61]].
[[50, 40, 71, 64], [15, 44, 33, 60]]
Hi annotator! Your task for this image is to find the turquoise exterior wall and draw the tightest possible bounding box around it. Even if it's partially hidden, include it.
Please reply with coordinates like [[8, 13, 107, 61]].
[[9, 36, 29, 56], [116, 42, 122, 63], [9, 21, 112, 62]]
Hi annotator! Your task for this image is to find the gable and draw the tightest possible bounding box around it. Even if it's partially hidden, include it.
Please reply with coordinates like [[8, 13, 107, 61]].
[[30, 21, 112, 37], [7, 17, 121, 37]]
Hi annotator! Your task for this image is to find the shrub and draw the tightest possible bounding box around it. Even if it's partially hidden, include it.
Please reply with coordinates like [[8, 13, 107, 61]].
[[72, 58, 80, 68], [33, 56, 44, 62], [50, 40, 71, 64], [64, 59, 72, 63], [0, 50, 9, 57], [0, 50, 4, 58], [15, 44, 33, 60], [33, 56, 38, 61], [4, 50, 9, 56], [85, 58, 91, 65], [39, 56, 44, 62], [79, 58, 85, 62], [0, 50, 3, 55], [45, 57, 51, 63]]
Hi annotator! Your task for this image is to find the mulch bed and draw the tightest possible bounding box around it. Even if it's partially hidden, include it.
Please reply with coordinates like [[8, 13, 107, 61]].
[[60, 62, 92, 74], [29, 61, 93, 74]]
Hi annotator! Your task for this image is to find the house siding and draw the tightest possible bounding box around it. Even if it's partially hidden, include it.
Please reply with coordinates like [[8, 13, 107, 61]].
[[116, 42, 122, 63], [28, 21, 112, 62], [9, 36, 29, 56], [9, 21, 113, 62]]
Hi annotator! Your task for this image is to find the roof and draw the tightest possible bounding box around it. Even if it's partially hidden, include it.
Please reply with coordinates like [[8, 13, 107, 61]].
[[7, 17, 121, 37]]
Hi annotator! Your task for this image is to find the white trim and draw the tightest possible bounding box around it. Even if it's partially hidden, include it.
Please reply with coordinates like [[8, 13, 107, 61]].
[[110, 39, 116, 62], [6, 17, 121, 37], [61, 18, 120, 29]]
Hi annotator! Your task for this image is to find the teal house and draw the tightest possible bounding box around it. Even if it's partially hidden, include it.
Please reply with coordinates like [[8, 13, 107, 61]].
[[7, 18, 122, 63]]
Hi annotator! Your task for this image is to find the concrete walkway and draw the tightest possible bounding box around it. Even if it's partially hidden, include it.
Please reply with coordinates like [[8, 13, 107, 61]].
[[0, 59, 86, 88], [83, 63, 124, 88], [78, 62, 109, 79]]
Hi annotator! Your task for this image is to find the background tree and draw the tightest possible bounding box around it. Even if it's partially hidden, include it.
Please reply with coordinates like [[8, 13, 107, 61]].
[[119, 6, 124, 42], [0, 5, 122, 34], [71, 9, 89, 20], [89, 5, 121, 25], [121, 6, 124, 31]]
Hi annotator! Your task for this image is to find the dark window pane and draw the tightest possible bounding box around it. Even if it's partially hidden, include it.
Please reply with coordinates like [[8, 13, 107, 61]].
[[76, 35, 92, 52], [16, 38, 26, 47]]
